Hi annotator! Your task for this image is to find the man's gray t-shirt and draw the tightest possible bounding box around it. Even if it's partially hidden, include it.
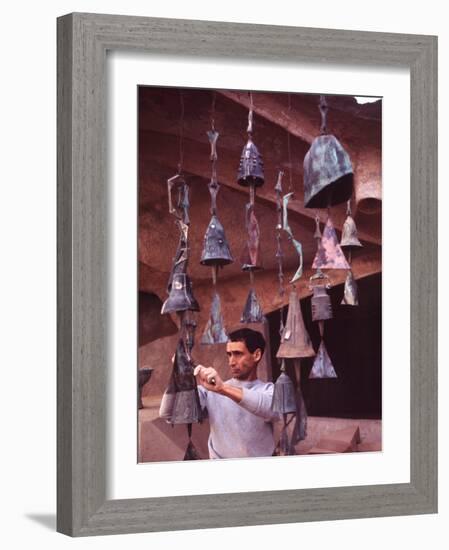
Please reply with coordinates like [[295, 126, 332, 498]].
[[197, 378, 278, 459]]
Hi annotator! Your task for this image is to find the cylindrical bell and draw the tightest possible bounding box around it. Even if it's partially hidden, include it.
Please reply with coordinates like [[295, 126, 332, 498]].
[[312, 217, 350, 270], [277, 291, 315, 359], [341, 270, 359, 306], [237, 140, 264, 187], [309, 341, 337, 379], [340, 215, 363, 248], [303, 134, 353, 208], [240, 288, 265, 323], [311, 285, 333, 322], [271, 370, 297, 414], [200, 215, 233, 266], [161, 273, 200, 314]]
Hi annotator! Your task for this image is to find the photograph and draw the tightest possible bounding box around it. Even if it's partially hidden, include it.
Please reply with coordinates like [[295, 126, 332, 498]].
[[137, 86, 382, 462]]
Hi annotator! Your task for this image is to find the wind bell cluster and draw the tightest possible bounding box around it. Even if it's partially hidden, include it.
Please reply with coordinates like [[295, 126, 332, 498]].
[[270, 94, 363, 454]]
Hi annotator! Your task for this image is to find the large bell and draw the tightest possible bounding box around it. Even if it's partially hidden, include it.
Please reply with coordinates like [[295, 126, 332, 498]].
[[240, 288, 265, 323], [237, 139, 264, 187], [340, 215, 363, 248], [200, 292, 228, 344], [277, 291, 315, 359], [271, 366, 297, 415], [312, 217, 350, 270], [341, 270, 359, 306], [311, 285, 333, 322], [309, 341, 337, 379], [162, 339, 203, 425], [161, 273, 200, 314], [303, 134, 353, 208], [200, 215, 233, 266], [241, 205, 262, 271]]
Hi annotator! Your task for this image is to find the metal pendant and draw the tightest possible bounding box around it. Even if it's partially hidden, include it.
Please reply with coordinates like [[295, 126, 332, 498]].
[[271, 367, 297, 415], [277, 291, 315, 359], [161, 273, 200, 314], [200, 292, 228, 344], [240, 288, 265, 323], [341, 270, 359, 306], [237, 139, 264, 188], [312, 217, 350, 270], [241, 204, 262, 271], [311, 285, 333, 322], [340, 215, 363, 248], [309, 341, 337, 379], [200, 215, 233, 267]]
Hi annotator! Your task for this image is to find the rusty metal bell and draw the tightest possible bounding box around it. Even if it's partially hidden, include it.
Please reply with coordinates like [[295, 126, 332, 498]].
[[303, 134, 353, 208], [312, 217, 350, 270], [161, 273, 200, 314], [240, 288, 265, 323], [200, 292, 228, 344], [340, 215, 363, 248], [341, 270, 359, 306], [277, 291, 315, 359], [237, 139, 264, 188], [271, 365, 297, 415], [311, 285, 333, 322], [309, 341, 337, 379], [200, 215, 233, 266]]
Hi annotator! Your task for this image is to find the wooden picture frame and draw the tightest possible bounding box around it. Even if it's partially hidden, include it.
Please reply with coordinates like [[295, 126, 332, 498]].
[[57, 12, 437, 536]]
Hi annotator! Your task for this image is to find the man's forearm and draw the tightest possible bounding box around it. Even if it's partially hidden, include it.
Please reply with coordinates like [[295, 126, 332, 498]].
[[217, 384, 243, 403]]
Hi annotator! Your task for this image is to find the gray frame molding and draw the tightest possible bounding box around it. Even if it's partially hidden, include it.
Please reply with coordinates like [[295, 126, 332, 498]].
[[57, 12, 437, 537]]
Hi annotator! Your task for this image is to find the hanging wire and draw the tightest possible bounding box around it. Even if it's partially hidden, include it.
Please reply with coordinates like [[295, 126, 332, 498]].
[[287, 94, 293, 193], [178, 90, 185, 174]]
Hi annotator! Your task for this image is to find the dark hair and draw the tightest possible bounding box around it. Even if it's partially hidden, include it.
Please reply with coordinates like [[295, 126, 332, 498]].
[[228, 328, 266, 356]]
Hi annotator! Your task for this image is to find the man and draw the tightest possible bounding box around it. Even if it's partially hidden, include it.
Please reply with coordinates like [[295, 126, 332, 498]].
[[194, 328, 279, 459]]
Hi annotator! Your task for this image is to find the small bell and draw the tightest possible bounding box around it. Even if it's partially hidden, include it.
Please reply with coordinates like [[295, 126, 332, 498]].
[[271, 364, 297, 415], [240, 288, 265, 323], [200, 215, 233, 266], [200, 292, 228, 344], [311, 285, 333, 322], [184, 439, 201, 460], [303, 134, 353, 208], [161, 273, 200, 314], [277, 291, 315, 359], [241, 205, 262, 271], [237, 140, 264, 188], [341, 270, 359, 306], [312, 217, 350, 270], [340, 215, 363, 248], [309, 341, 337, 379], [291, 386, 308, 444]]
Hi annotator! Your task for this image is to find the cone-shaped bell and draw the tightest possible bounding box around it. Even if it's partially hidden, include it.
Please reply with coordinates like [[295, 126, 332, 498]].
[[341, 270, 359, 306], [303, 134, 353, 208], [309, 341, 337, 379], [201, 292, 228, 344], [312, 217, 350, 270], [340, 215, 363, 248], [277, 291, 315, 358], [241, 206, 262, 271], [271, 370, 297, 414], [161, 273, 200, 314], [240, 288, 265, 323], [184, 439, 201, 460], [237, 139, 264, 187], [311, 285, 333, 322], [200, 215, 233, 266], [170, 389, 203, 424]]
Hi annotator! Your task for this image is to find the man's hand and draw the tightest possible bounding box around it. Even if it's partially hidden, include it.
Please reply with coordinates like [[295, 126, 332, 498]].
[[194, 365, 224, 392]]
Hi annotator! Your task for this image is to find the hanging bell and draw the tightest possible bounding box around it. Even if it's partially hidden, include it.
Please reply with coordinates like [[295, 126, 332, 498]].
[[200, 292, 228, 344], [241, 205, 262, 271], [237, 140, 264, 187], [161, 273, 200, 314], [240, 288, 265, 323], [166, 221, 189, 292], [184, 439, 201, 460], [164, 339, 203, 425], [277, 291, 315, 359], [312, 217, 350, 270], [340, 215, 363, 248], [200, 215, 233, 266], [271, 365, 297, 415], [341, 270, 359, 306], [309, 341, 337, 379], [292, 386, 308, 443], [311, 285, 333, 322], [303, 134, 353, 208]]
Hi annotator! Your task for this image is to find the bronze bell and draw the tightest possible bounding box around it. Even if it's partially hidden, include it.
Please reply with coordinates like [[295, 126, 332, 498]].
[[312, 217, 350, 270], [237, 139, 264, 187], [303, 135, 353, 208], [161, 273, 200, 314], [341, 270, 359, 306], [200, 215, 233, 266], [309, 341, 337, 379], [311, 285, 333, 322], [277, 291, 315, 359], [340, 215, 363, 248], [271, 368, 297, 415]]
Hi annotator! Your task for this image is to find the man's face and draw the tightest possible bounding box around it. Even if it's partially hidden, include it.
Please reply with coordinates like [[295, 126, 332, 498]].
[[226, 340, 261, 381]]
